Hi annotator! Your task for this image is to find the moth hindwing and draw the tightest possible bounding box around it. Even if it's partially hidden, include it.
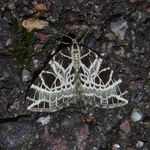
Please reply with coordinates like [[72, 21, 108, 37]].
[[26, 37, 128, 112]]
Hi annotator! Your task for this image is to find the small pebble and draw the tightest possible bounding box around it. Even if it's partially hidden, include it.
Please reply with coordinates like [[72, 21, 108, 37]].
[[92, 147, 99, 150], [112, 143, 121, 150], [120, 118, 131, 133], [33, 59, 40, 69], [131, 109, 143, 122], [136, 140, 144, 148], [104, 32, 114, 40], [36, 115, 50, 125], [5, 38, 12, 46], [34, 32, 49, 41], [110, 18, 128, 41], [22, 69, 31, 82]]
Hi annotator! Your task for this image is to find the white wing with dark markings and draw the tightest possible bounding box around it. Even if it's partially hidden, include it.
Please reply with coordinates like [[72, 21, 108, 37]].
[[26, 38, 128, 112]]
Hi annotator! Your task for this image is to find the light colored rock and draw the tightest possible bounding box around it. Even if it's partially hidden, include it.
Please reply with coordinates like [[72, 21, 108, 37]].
[[22, 69, 31, 82], [136, 140, 144, 148], [33, 59, 39, 69], [120, 117, 131, 133], [112, 144, 121, 150], [131, 109, 142, 122], [36, 115, 50, 125], [5, 38, 12, 46], [110, 18, 128, 41]]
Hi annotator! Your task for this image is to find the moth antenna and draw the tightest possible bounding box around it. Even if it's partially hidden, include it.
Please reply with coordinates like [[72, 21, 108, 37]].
[[62, 34, 74, 41], [79, 28, 92, 44], [60, 41, 71, 45], [50, 37, 70, 45]]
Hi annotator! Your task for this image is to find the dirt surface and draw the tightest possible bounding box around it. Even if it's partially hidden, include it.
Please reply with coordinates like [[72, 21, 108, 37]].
[[0, 0, 150, 150]]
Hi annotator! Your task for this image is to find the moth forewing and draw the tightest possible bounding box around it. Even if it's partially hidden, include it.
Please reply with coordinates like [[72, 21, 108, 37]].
[[79, 46, 128, 108], [26, 38, 128, 112]]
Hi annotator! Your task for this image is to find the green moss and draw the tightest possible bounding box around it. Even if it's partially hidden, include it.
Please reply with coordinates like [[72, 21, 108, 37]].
[[13, 31, 36, 70], [42, 40, 53, 56], [11, 18, 21, 33]]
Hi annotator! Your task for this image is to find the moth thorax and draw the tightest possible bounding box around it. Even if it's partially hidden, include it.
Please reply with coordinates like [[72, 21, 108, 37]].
[[72, 44, 81, 70]]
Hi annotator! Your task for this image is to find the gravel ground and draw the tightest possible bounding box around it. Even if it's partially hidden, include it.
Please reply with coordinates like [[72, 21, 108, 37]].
[[0, 0, 150, 150]]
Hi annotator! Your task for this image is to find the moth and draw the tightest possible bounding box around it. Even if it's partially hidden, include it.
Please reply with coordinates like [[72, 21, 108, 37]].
[[26, 35, 128, 112]]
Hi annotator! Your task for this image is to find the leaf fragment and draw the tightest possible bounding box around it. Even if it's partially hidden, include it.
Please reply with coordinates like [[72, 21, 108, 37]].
[[22, 18, 48, 32]]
